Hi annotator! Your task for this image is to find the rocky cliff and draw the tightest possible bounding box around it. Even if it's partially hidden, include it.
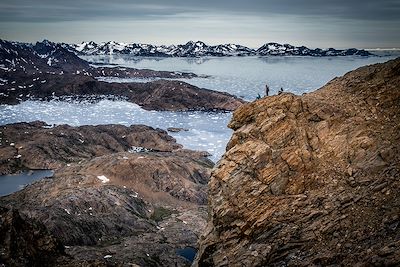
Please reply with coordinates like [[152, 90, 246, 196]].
[[195, 58, 400, 266]]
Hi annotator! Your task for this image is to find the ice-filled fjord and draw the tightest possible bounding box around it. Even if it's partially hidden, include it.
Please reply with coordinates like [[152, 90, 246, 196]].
[[0, 99, 232, 162], [1, 55, 398, 162]]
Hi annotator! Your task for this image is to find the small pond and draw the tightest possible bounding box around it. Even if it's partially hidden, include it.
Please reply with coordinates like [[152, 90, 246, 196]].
[[177, 247, 197, 263], [0, 170, 54, 197]]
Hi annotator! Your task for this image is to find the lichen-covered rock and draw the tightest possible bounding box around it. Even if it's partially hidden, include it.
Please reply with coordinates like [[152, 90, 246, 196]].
[[195, 58, 400, 266]]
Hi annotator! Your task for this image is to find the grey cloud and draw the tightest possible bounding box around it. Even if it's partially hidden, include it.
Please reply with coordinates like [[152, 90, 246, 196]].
[[0, 1, 190, 22], [0, 0, 398, 48], [0, 0, 399, 23]]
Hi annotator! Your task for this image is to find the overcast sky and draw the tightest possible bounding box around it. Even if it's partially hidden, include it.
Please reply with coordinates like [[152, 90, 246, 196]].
[[0, 0, 399, 48]]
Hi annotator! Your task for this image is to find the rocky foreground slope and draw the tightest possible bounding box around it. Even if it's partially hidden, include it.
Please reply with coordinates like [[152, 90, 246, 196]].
[[195, 58, 400, 266], [0, 122, 214, 266]]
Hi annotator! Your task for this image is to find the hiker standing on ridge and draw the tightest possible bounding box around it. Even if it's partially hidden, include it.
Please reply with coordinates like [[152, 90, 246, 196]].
[[265, 84, 270, 96]]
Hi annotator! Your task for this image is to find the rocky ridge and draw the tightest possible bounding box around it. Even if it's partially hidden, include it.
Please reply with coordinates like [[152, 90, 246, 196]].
[[195, 58, 400, 266], [0, 121, 181, 175], [0, 122, 214, 266], [71, 40, 373, 57], [0, 72, 244, 110]]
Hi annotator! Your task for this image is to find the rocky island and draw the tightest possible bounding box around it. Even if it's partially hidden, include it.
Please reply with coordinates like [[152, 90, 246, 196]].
[[0, 39, 245, 111], [195, 58, 400, 266]]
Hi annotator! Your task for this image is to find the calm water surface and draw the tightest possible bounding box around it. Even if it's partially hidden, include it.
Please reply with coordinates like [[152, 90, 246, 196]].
[[83, 55, 399, 100], [0, 170, 54, 196]]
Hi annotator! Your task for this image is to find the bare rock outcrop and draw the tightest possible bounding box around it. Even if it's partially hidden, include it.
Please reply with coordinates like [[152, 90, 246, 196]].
[[0, 122, 213, 266], [195, 58, 400, 266], [0, 121, 181, 175]]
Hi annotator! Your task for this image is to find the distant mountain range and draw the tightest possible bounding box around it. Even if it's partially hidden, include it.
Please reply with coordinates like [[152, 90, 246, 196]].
[[0, 39, 373, 66], [70, 40, 373, 57], [0, 39, 195, 78]]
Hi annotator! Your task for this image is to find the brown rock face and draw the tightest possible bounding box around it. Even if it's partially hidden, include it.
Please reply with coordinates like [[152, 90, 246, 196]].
[[195, 58, 400, 266]]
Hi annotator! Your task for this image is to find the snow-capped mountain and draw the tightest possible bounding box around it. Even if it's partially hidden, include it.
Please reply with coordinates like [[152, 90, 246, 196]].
[[32, 40, 90, 72], [0, 40, 45, 74], [70, 40, 372, 57], [72, 41, 168, 56], [0, 39, 89, 74], [71, 40, 256, 57], [210, 43, 255, 56], [257, 43, 372, 56]]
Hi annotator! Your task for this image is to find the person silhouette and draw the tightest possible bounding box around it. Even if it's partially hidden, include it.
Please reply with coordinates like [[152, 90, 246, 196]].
[[278, 87, 284, 95], [265, 84, 270, 96]]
